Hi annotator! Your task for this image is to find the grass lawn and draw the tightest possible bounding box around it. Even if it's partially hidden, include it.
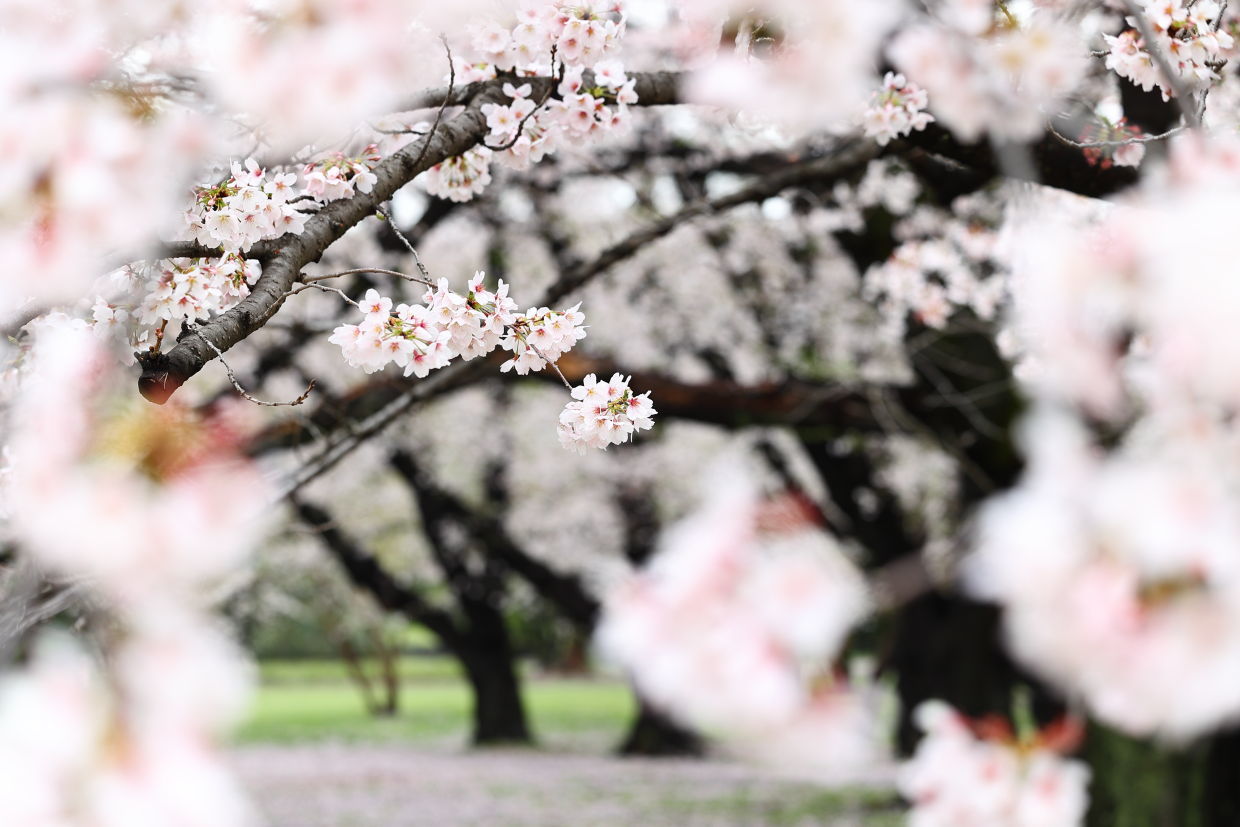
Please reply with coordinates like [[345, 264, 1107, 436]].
[[237, 656, 635, 745], [236, 657, 905, 825]]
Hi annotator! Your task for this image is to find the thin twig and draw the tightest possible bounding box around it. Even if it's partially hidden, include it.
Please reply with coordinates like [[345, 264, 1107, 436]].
[[526, 341, 574, 389], [376, 208, 433, 282], [869, 554, 937, 612], [374, 126, 431, 135], [408, 37, 456, 174], [302, 267, 434, 289], [186, 322, 316, 407], [1048, 121, 1184, 148], [273, 359, 490, 501], [1122, 0, 1201, 127], [287, 282, 362, 306], [482, 87, 554, 152]]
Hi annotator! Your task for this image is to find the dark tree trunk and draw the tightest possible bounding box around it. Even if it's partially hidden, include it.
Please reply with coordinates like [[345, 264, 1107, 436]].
[[372, 627, 401, 717], [613, 484, 707, 757], [1084, 724, 1207, 827], [335, 637, 381, 717], [618, 697, 703, 757], [459, 645, 531, 745], [890, 595, 1024, 753], [1201, 729, 1240, 826], [388, 450, 534, 746], [1082, 726, 1240, 827]]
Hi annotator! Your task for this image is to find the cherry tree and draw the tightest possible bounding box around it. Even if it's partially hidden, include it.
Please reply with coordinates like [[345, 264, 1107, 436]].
[[7, 0, 1240, 825]]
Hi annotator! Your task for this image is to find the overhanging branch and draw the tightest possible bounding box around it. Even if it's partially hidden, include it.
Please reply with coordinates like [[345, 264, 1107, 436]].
[[136, 71, 683, 404]]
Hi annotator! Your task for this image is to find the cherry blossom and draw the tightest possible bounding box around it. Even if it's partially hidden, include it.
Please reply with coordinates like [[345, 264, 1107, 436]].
[[597, 473, 875, 768], [135, 255, 262, 326], [680, 1, 902, 130], [863, 72, 935, 146], [1104, 1, 1233, 101], [7, 321, 270, 605], [1078, 118, 1147, 169], [558, 372, 657, 451], [968, 410, 1240, 741], [178, 157, 310, 254], [423, 146, 494, 203], [0, 320, 264, 825], [891, 16, 1086, 142], [327, 274, 640, 450], [302, 146, 382, 203], [498, 303, 587, 374], [196, 0, 457, 147], [899, 700, 1090, 826], [864, 190, 1006, 335]]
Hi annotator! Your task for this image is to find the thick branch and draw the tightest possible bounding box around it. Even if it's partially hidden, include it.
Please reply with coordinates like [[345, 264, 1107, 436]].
[[138, 71, 684, 404], [292, 498, 463, 647], [541, 139, 879, 306], [388, 450, 599, 629], [899, 123, 1140, 198], [540, 353, 885, 433]]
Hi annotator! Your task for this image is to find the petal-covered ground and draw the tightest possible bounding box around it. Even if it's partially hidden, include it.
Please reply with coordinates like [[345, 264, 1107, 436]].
[[233, 743, 900, 826]]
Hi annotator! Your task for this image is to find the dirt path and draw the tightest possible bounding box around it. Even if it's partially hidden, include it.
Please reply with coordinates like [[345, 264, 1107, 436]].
[[232, 743, 900, 827]]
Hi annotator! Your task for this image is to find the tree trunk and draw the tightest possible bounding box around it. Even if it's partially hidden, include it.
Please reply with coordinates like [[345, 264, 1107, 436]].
[[1201, 729, 1240, 826], [618, 696, 703, 757], [1084, 724, 1207, 827], [889, 594, 1030, 753], [334, 637, 381, 717], [460, 646, 531, 745], [1083, 725, 1240, 827], [372, 628, 401, 717]]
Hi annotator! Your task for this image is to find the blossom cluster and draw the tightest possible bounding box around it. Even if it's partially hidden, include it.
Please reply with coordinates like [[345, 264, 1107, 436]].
[[424, 2, 637, 201], [680, 1, 902, 131], [974, 138, 1240, 739], [303, 145, 381, 202], [328, 274, 650, 450], [0, 631, 254, 827], [499, 303, 587, 374], [179, 158, 308, 253], [557, 372, 655, 451], [899, 701, 1090, 826], [479, 83, 562, 172], [597, 475, 874, 768], [423, 146, 494, 203], [1105, 1, 1234, 101], [133, 254, 261, 325], [0, 95, 204, 321], [477, 65, 638, 171], [891, 17, 1085, 142], [103, 147, 380, 354], [197, 0, 457, 148], [468, 1, 626, 73], [819, 159, 923, 234], [863, 72, 934, 146], [330, 274, 530, 376], [0, 319, 265, 824], [1079, 117, 1146, 170], [864, 192, 1005, 333], [1001, 140, 1240, 416], [329, 288, 452, 377], [551, 62, 639, 134], [970, 410, 1240, 741]]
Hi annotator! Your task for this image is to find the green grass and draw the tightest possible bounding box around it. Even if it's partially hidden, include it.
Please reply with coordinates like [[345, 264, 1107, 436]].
[[237, 656, 634, 744], [659, 786, 904, 826], [257, 654, 463, 685], [236, 657, 903, 825]]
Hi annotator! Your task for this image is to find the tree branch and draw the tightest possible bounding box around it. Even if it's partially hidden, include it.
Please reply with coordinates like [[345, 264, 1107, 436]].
[[389, 450, 600, 630], [292, 497, 463, 647], [137, 71, 684, 404], [540, 139, 879, 306]]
